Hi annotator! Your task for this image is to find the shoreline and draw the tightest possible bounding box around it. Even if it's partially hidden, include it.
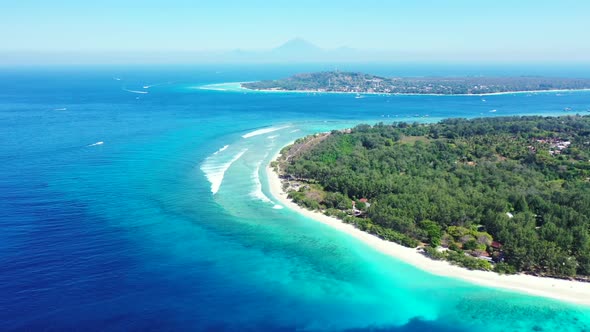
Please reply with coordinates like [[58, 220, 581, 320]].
[[265, 146, 590, 306], [199, 82, 590, 97]]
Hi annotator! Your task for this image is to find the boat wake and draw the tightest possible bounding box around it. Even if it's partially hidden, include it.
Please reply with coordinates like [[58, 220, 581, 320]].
[[123, 88, 149, 94], [142, 82, 172, 89], [201, 149, 248, 195], [87, 141, 104, 147], [242, 126, 290, 139]]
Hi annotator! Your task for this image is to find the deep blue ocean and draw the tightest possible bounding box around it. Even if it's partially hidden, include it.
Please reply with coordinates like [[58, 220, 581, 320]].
[[2, 64, 590, 331]]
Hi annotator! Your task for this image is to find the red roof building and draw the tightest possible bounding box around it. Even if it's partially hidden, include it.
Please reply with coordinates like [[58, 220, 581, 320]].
[[491, 241, 503, 249]]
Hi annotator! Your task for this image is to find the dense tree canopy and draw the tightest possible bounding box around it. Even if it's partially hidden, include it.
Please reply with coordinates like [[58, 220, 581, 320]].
[[280, 115, 590, 278]]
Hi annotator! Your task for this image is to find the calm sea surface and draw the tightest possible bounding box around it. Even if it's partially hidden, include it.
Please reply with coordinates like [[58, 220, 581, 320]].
[[2, 64, 590, 331]]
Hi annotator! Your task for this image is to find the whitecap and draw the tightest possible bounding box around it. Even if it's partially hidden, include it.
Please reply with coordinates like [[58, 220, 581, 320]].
[[272, 205, 284, 209], [267, 135, 279, 139], [289, 129, 300, 133], [201, 149, 248, 195], [242, 126, 290, 139]]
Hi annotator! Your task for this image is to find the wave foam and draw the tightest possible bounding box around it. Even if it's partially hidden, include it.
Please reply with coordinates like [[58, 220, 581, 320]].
[[213, 145, 229, 155], [250, 161, 274, 204], [201, 149, 248, 195], [242, 126, 290, 139]]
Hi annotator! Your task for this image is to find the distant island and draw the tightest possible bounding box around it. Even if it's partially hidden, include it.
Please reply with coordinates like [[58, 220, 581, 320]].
[[242, 71, 590, 95], [271, 115, 590, 280]]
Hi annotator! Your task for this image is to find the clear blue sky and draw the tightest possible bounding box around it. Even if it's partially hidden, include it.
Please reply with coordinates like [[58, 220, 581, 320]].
[[2, 0, 589, 63]]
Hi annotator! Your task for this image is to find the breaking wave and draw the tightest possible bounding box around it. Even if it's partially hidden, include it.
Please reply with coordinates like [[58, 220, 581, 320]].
[[213, 145, 229, 155], [250, 160, 274, 204], [201, 149, 248, 195], [242, 126, 290, 139]]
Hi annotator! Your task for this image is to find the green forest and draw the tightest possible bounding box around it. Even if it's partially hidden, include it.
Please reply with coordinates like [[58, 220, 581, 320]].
[[278, 115, 590, 279], [243, 71, 590, 95]]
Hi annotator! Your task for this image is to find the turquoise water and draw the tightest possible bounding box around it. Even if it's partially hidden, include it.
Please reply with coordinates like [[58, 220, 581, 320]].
[[1, 65, 590, 331]]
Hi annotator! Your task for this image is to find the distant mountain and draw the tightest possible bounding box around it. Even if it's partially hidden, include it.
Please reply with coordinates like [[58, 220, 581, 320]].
[[270, 38, 324, 56], [223, 38, 364, 63]]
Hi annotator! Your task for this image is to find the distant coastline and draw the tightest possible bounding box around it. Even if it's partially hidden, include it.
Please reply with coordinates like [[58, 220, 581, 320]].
[[243, 85, 590, 97], [198, 82, 590, 97], [265, 139, 590, 307], [240, 71, 590, 96]]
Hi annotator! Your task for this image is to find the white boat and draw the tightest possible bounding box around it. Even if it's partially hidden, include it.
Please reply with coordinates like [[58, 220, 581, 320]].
[[489, 109, 497, 113]]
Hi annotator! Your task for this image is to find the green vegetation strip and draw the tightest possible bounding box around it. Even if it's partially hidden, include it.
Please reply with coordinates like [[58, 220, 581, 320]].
[[277, 116, 590, 279]]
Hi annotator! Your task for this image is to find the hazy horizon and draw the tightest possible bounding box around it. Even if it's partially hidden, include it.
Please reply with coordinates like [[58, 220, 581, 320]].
[[2, 0, 590, 65]]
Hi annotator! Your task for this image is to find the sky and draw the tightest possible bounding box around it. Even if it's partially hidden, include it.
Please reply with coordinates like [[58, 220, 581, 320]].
[[1, 0, 590, 64]]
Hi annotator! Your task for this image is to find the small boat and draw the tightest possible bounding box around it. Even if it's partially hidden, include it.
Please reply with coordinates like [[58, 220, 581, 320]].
[[489, 109, 497, 113], [355, 94, 364, 99], [563, 107, 572, 112]]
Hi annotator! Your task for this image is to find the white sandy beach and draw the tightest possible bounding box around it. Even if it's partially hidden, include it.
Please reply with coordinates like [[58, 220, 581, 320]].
[[266, 149, 590, 306], [199, 82, 590, 97]]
